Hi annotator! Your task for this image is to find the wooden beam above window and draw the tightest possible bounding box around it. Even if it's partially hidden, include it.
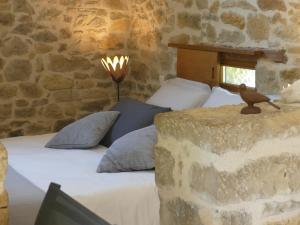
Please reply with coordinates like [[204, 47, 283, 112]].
[[168, 43, 287, 64]]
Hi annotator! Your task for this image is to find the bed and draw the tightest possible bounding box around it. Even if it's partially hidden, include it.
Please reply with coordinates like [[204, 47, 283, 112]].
[[3, 134, 159, 225]]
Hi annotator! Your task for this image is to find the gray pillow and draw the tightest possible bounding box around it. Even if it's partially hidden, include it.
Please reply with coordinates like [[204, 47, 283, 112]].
[[97, 125, 157, 173], [101, 98, 171, 147], [46, 111, 119, 149]]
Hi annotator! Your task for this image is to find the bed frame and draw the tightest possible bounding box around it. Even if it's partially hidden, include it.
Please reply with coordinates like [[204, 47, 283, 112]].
[[169, 43, 287, 92]]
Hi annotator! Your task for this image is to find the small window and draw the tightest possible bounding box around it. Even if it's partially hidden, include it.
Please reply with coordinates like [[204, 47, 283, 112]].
[[222, 66, 256, 88]]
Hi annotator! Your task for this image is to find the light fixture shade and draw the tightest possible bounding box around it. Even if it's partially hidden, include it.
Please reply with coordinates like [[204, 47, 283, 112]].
[[101, 56, 129, 83]]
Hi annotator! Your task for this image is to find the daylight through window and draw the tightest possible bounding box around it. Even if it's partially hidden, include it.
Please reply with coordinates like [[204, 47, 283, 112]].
[[222, 66, 256, 88]]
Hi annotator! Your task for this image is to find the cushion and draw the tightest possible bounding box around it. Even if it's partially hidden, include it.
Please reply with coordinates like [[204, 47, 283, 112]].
[[101, 98, 170, 147], [167, 77, 211, 90], [202, 87, 244, 108], [46, 111, 119, 149], [146, 78, 211, 111], [97, 125, 156, 173]]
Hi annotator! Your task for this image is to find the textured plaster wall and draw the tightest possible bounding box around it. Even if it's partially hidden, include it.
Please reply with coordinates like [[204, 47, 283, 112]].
[[0, 0, 132, 138], [129, 0, 300, 98]]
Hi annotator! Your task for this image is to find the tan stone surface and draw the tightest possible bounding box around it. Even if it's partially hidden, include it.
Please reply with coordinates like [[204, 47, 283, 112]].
[[155, 146, 175, 187], [195, 0, 208, 9], [218, 29, 245, 44], [191, 154, 300, 204], [0, 208, 8, 225], [156, 104, 300, 225], [258, 0, 286, 11], [263, 200, 300, 217], [264, 213, 300, 225], [247, 14, 270, 41], [177, 13, 201, 29], [160, 198, 203, 225], [221, 0, 257, 11], [221, 12, 245, 29], [156, 103, 300, 154], [220, 210, 252, 225]]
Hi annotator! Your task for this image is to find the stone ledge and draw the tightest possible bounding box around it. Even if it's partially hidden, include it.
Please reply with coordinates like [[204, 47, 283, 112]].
[[0, 208, 8, 225], [155, 103, 300, 155]]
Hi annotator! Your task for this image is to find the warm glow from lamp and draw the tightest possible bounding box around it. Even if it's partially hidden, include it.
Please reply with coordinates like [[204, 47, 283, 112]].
[[101, 56, 129, 83], [101, 56, 129, 101]]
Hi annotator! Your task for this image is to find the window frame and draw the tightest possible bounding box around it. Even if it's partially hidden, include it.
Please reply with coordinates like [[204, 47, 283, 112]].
[[219, 55, 257, 92], [220, 65, 256, 91]]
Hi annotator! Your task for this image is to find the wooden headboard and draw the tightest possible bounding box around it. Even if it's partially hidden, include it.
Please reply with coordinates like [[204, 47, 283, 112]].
[[176, 48, 220, 87], [169, 43, 287, 92]]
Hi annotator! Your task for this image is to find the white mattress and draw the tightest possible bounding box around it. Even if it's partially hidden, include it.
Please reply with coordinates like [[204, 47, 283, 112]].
[[1, 134, 159, 225]]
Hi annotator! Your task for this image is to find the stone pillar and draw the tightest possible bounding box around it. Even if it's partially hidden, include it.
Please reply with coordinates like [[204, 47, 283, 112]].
[[0, 144, 8, 225], [155, 103, 300, 225]]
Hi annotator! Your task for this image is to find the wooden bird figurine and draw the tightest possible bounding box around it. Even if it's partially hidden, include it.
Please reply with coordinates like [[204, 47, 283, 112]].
[[239, 84, 280, 114]]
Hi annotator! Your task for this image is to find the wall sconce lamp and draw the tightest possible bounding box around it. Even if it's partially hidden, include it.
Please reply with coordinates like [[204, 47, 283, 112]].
[[101, 56, 129, 101]]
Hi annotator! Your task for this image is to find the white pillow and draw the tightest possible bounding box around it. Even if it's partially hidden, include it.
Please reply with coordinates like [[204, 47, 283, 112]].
[[147, 78, 211, 111], [202, 87, 244, 108], [167, 78, 211, 90]]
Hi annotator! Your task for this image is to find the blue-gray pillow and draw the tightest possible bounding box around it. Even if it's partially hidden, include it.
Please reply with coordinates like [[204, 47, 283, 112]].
[[101, 98, 171, 147], [46, 111, 119, 149], [97, 125, 157, 173]]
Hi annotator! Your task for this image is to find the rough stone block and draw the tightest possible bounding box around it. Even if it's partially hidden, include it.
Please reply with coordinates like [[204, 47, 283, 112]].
[[190, 155, 300, 204], [160, 198, 203, 225], [4, 59, 32, 82], [257, 0, 286, 11], [263, 200, 300, 218], [220, 210, 252, 225], [221, 12, 245, 29], [155, 104, 300, 225], [155, 146, 175, 187], [156, 104, 300, 155], [0, 208, 8, 225], [247, 14, 270, 41]]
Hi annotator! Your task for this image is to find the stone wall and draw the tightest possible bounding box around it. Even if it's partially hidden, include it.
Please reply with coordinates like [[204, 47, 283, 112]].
[[1, 0, 300, 138], [155, 103, 300, 225], [0, 0, 131, 138], [128, 0, 176, 99], [129, 0, 300, 97], [0, 144, 8, 225]]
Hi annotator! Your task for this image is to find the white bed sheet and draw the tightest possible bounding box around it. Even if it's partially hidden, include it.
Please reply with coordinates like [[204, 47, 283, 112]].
[[1, 134, 159, 225]]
